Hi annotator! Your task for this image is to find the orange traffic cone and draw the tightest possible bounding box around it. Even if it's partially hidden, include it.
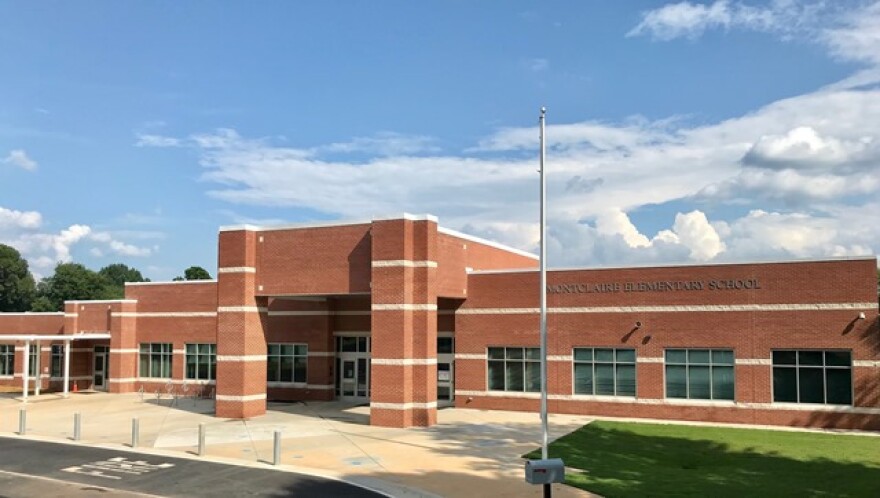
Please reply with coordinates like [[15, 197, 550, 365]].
[[72, 382, 78, 393]]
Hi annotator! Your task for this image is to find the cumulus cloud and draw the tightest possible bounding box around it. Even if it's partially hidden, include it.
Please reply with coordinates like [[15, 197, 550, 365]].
[[0, 207, 42, 229], [742, 126, 875, 168], [2, 149, 38, 171], [128, 2, 880, 268], [0, 205, 154, 278]]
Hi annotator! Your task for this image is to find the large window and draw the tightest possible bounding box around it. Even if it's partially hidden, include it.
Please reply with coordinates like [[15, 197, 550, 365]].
[[139, 343, 173, 378], [488, 347, 541, 392], [51, 345, 64, 378], [666, 349, 735, 400], [267, 344, 307, 383], [573, 348, 636, 396], [185, 344, 216, 381], [0, 345, 13, 376], [772, 350, 852, 405]]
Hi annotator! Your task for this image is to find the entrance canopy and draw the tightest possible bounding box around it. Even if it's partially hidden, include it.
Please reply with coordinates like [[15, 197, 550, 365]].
[[5, 332, 111, 402]]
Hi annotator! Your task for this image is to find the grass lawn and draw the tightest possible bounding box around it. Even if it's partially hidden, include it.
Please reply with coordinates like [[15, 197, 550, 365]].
[[525, 421, 880, 497]]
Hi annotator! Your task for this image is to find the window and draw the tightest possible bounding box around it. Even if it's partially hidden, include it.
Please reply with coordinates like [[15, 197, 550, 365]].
[[51, 345, 64, 378], [29, 344, 37, 376], [438, 337, 454, 354], [185, 344, 216, 381], [139, 343, 173, 378], [772, 350, 852, 405], [336, 336, 369, 353], [487, 347, 541, 392], [666, 349, 735, 400], [267, 344, 308, 383], [573, 348, 636, 396], [0, 345, 13, 376]]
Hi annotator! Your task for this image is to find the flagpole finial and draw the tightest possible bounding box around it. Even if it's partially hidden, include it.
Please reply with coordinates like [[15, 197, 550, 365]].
[[541, 106, 546, 114]]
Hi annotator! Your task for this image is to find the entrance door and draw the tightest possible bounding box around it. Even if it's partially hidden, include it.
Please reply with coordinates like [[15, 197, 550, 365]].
[[335, 335, 370, 402], [93, 346, 109, 390], [437, 336, 454, 406], [340, 359, 357, 397]]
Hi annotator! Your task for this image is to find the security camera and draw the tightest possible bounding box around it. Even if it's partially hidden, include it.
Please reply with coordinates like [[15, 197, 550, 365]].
[[858, 312, 866, 320], [635, 321, 642, 328]]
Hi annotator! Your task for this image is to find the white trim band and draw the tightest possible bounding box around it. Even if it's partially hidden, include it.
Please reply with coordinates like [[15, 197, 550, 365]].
[[736, 359, 772, 366], [372, 358, 437, 366], [269, 310, 370, 316], [110, 349, 139, 354], [218, 267, 257, 274], [458, 303, 878, 314], [854, 360, 880, 368], [454, 390, 880, 415], [637, 357, 664, 363], [455, 354, 486, 360], [216, 393, 267, 402], [217, 355, 265, 362], [371, 401, 438, 410], [371, 304, 438, 311], [371, 260, 438, 268], [217, 306, 268, 313], [114, 312, 217, 318]]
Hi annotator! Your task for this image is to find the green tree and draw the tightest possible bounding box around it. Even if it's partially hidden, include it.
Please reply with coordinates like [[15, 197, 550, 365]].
[[98, 263, 149, 298], [182, 266, 212, 280], [0, 244, 36, 312], [34, 263, 113, 311]]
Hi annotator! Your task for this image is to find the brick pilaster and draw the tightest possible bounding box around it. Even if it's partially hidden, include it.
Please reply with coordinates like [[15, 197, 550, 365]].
[[216, 229, 268, 418], [370, 217, 438, 427]]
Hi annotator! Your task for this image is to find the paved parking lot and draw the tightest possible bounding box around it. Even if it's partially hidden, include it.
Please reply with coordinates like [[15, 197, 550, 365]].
[[0, 392, 595, 497]]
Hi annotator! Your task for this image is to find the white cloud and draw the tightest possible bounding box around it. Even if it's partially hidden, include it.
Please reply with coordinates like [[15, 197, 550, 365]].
[[134, 133, 182, 147], [525, 58, 550, 72], [823, 2, 880, 64], [742, 126, 875, 168], [0, 205, 154, 278], [627, 0, 788, 40], [0, 207, 42, 229], [2, 149, 38, 171], [316, 132, 439, 156]]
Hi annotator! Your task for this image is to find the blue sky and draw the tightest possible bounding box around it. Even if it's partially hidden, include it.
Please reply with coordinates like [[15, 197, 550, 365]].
[[1, 1, 878, 280]]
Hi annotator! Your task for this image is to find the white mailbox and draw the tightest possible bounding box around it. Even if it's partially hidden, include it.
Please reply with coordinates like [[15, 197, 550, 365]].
[[524, 458, 565, 484]]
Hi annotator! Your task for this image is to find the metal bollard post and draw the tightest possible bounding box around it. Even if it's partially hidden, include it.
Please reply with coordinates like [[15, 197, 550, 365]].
[[198, 423, 206, 456], [131, 418, 139, 448], [273, 430, 281, 466], [73, 412, 81, 441], [18, 409, 26, 435]]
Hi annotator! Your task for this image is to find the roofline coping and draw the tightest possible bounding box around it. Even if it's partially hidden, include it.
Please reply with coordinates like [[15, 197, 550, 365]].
[[219, 213, 439, 233], [125, 280, 217, 286], [437, 226, 539, 260], [467, 255, 878, 275]]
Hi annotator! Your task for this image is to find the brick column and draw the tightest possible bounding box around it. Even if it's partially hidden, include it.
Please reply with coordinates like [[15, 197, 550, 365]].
[[216, 228, 268, 419], [109, 301, 138, 393], [370, 216, 438, 428]]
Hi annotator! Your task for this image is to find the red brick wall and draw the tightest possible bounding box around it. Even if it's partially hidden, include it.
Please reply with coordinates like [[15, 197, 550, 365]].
[[256, 223, 371, 295], [457, 258, 880, 430]]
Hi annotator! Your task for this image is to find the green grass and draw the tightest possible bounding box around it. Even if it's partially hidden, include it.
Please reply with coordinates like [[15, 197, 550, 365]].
[[524, 421, 880, 497]]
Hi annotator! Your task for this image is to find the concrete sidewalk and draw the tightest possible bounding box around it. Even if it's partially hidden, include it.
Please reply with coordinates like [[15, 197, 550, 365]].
[[0, 392, 596, 497]]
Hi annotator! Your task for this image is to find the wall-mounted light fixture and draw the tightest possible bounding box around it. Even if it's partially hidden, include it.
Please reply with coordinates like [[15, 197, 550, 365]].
[[635, 321, 642, 328], [858, 312, 866, 320]]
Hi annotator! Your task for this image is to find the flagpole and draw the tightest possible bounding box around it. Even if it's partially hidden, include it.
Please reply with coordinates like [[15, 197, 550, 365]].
[[539, 106, 550, 498]]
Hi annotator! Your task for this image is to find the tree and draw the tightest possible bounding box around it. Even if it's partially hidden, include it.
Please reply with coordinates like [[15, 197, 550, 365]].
[[34, 263, 113, 311], [0, 244, 36, 312], [99, 263, 149, 299], [181, 266, 212, 280]]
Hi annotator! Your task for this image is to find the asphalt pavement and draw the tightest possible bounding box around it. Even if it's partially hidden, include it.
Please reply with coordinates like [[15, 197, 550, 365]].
[[0, 436, 385, 498]]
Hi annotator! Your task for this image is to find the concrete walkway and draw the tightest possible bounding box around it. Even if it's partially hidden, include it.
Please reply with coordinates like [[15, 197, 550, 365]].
[[0, 392, 596, 497]]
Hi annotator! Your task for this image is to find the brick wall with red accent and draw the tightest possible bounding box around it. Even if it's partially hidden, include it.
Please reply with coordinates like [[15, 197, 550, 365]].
[[456, 258, 880, 430]]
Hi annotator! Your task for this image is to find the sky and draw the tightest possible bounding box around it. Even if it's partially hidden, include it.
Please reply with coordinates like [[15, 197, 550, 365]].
[[1, 0, 879, 281]]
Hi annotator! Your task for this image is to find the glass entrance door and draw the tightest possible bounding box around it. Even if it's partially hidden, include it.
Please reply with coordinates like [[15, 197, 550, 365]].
[[437, 336, 454, 406], [335, 335, 370, 402], [93, 346, 109, 390]]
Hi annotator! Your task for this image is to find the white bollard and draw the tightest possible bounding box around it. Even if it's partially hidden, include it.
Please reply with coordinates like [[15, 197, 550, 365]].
[[198, 423, 206, 456], [273, 430, 282, 466], [73, 412, 81, 441], [131, 418, 139, 448]]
